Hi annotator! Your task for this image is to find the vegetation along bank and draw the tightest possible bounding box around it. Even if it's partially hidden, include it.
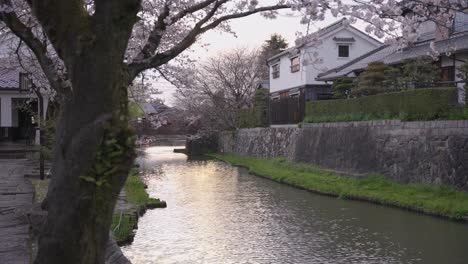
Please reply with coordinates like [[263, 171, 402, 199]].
[[210, 153, 468, 222], [111, 165, 167, 245]]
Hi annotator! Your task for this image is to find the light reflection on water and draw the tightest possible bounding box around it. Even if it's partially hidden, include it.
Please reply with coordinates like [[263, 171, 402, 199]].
[[122, 146, 468, 264]]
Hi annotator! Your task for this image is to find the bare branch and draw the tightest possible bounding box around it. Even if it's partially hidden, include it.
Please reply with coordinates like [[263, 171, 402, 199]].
[[0, 1, 64, 91]]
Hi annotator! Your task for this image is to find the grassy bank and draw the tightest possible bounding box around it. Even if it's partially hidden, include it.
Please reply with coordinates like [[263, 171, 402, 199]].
[[210, 153, 468, 221], [124, 168, 167, 210], [111, 167, 167, 245]]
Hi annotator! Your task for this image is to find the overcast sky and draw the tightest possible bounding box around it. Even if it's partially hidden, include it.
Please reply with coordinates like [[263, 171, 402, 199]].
[[155, 12, 371, 106]]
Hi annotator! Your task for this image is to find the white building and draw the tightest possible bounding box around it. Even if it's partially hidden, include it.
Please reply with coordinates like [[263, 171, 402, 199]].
[[317, 12, 468, 105], [0, 67, 49, 142], [267, 18, 382, 101]]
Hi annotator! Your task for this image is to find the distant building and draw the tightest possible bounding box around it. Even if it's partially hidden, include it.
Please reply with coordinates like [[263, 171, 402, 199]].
[[267, 18, 382, 124], [0, 68, 49, 141], [317, 11, 468, 105]]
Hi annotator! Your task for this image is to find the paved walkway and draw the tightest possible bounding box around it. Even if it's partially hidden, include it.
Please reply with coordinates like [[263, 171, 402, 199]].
[[0, 159, 35, 264]]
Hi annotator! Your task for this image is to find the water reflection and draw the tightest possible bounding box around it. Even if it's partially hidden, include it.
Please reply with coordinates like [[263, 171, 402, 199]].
[[122, 146, 468, 264]]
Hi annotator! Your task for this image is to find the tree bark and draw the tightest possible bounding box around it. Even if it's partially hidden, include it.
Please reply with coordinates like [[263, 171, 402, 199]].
[[35, 57, 134, 263], [34, 14, 139, 262]]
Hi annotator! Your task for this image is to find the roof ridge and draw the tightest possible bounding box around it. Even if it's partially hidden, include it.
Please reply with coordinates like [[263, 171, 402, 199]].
[[312, 18, 347, 36]]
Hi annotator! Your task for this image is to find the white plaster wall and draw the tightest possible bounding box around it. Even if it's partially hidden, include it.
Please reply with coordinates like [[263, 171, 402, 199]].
[[269, 53, 306, 93], [269, 27, 380, 93], [0, 92, 37, 127], [305, 29, 380, 84]]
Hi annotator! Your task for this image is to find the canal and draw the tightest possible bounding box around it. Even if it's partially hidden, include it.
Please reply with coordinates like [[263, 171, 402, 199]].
[[122, 146, 468, 264]]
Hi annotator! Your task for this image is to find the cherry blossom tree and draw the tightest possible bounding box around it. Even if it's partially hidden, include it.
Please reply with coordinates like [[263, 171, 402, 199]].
[[0, 1, 466, 263], [172, 48, 261, 130]]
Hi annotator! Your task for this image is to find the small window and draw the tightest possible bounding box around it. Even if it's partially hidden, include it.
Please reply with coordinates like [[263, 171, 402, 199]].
[[19, 73, 32, 90], [289, 93, 299, 98], [272, 64, 280, 79], [338, 45, 349, 58], [290, 57, 300, 73]]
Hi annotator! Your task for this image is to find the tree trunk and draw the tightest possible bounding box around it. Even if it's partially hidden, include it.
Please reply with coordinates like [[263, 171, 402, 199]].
[[34, 49, 135, 263]]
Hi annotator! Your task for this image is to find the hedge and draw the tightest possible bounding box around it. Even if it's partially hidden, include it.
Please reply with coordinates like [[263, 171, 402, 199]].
[[305, 87, 460, 122], [237, 88, 269, 128], [237, 107, 267, 128]]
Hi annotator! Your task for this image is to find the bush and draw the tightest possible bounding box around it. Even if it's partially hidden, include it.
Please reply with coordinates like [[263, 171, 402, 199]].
[[332, 77, 355, 99], [237, 88, 269, 128], [457, 61, 468, 104], [305, 87, 459, 122], [354, 61, 392, 97], [401, 56, 441, 87]]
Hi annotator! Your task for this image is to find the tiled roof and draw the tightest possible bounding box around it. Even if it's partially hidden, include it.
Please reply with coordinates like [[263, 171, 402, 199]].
[[317, 32, 468, 81], [267, 18, 382, 62], [317, 45, 397, 81], [0, 67, 20, 89]]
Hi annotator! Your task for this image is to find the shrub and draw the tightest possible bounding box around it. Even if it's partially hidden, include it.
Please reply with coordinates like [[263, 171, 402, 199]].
[[332, 77, 355, 99], [354, 61, 392, 97], [401, 56, 441, 88], [237, 88, 269, 128], [457, 61, 468, 104], [305, 87, 459, 122]]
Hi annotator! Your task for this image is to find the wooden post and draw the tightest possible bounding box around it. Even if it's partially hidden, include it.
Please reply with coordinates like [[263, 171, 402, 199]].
[[38, 94, 45, 180]]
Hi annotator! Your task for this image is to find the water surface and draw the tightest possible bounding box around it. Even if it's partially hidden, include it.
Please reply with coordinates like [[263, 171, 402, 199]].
[[122, 146, 468, 264]]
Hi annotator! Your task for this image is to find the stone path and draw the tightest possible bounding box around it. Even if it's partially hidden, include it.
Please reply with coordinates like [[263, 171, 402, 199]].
[[0, 159, 35, 264]]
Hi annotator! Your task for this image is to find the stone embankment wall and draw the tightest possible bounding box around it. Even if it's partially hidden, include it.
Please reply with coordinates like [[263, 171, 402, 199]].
[[217, 120, 468, 191]]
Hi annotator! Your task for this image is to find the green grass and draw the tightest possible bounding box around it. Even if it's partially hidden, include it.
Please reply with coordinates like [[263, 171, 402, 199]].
[[31, 179, 50, 203], [124, 167, 167, 209], [111, 213, 137, 245], [111, 167, 167, 245], [210, 153, 468, 221]]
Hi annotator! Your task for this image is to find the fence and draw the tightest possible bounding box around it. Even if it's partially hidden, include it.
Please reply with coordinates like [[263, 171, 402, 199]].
[[270, 94, 305, 125]]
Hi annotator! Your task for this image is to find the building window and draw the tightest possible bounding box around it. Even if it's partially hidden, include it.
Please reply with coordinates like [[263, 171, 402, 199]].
[[272, 64, 280, 79], [338, 45, 349, 58], [290, 57, 300, 73], [19, 73, 32, 90]]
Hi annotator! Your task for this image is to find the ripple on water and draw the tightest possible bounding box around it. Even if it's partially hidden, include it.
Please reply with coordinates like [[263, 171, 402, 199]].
[[122, 146, 468, 264]]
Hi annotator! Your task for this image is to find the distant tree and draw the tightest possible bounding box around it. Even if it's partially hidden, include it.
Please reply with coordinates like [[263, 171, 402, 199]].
[[258, 34, 288, 80], [354, 61, 391, 97], [252, 88, 269, 127], [401, 56, 441, 88], [332, 77, 355, 99], [173, 48, 261, 130]]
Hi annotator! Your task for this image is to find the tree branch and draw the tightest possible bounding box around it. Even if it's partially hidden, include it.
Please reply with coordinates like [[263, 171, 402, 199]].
[[133, 2, 171, 61], [27, 0, 92, 62], [0, 1, 64, 91], [128, 4, 289, 77]]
